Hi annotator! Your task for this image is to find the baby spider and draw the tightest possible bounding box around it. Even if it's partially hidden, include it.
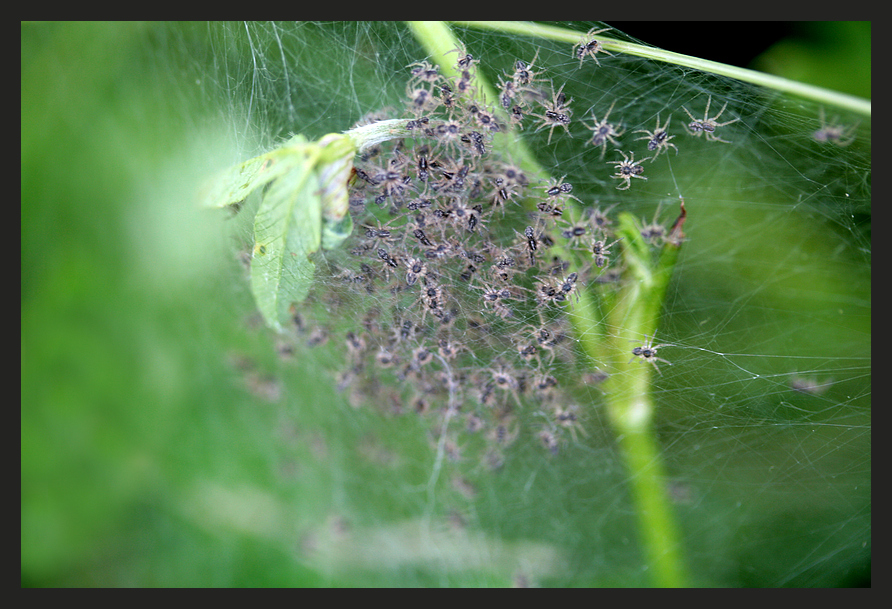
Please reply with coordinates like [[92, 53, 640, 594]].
[[572, 27, 614, 67], [407, 60, 441, 89], [531, 83, 573, 144], [552, 405, 588, 442], [406, 86, 440, 116], [404, 257, 431, 287], [585, 100, 625, 159], [361, 218, 400, 250], [489, 177, 521, 215], [446, 43, 478, 71], [634, 114, 678, 161], [638, 201, 670, 245], [584, 203, 618, 233], [474, 282, 527, 318], [591, 236, 621, 268], [609, 151, 649, 190], [497, 74, 521, 112], [681, 95, 739, 143], [540, 175, 583, 207], [629, 333, 673, 374], [560, 221, 588, 244], [556, 271, 581, 303], [372, 168, 412, 203], [512, 48, 545, 88], [813, 107, 858, 146], [518, 224, 552, 267], [486, 362, 522, 404]]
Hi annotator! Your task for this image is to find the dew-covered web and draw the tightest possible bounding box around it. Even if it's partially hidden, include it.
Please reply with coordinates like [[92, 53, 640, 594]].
[[176, 22, 869, 586]]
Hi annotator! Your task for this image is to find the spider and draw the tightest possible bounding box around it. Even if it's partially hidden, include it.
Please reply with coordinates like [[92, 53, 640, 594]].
[[431, 119, 465, 153], [448, 199, 483, 232], [461, 130, 488, 157], [406, 87, 440, 116], [360, 218, 400, 250], [375, 346, 398, 369], [475, 282, 526, 316], [535, 280, 566, 307], [538, 429, 560, 455], [531, 83, 573, 144], [372, 168, 412, 203], [639, 202, 669, 245], [452, 70, 477, 100], [407, 60, 441, 89], [556, 272, 581, 303], [572, 27, 614, 67], [416, 280, 449, 323], [344, 331, 367, 360], [428, 156, 469, 194], [560, 222, 588, 244], [540, 175, 583, 206], [412, 227, 435, 248], [490, 177, 520, 215], [497, 74, 521, 112], [435, 81, 459, 115], [813, 107, 858, 146], [512, 49, 545, 88], [488, 418, 520, 447], [437, 338, 463, 361], [486, 362, 523, 405], [519, 224, 541, 266], [409, 344, 435, 371], [491, 160, 530, 190], [681, 95, 739, 143], [553, 405, 588, 442], [532, 373, 559, 397], [404, 256, 431, 287], [412, 145, 432, 182], [591, 236, 621, 268], [467, 103, 500, 133], [489, 251, 521, 283], [524, 321, 565, 362], [423, 237, 459, 261], [609, 151, 649, 190], [507, 104, 526, 130], [446, 43, 478, 71], [516, 341, 541, 367], [376, 247, 401, 282], [634, 114, 678, 161], [628, 333, 673, 374], [584, 203, 617, 233], [434, 160, 473, 195], [585, 100, 625, 159]]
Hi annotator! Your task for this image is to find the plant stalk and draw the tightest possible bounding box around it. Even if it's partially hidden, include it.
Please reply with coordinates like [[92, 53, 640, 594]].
[[452, 21, 870, 116]]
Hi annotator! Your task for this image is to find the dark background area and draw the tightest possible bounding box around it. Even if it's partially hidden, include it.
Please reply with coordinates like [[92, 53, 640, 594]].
[[609, 21, 870, 99], [611, 22, 797, 68]]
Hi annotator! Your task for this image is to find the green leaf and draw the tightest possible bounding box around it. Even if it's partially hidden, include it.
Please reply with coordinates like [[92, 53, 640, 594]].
[[246, 133, 367, 332], [200, 134, 309, 211], [250, 140, 322, 332], [209, 124, 423, 332]]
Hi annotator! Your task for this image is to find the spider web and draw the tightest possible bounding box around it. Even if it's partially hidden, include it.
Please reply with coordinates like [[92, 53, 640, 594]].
[[172, 21, 869, 587]]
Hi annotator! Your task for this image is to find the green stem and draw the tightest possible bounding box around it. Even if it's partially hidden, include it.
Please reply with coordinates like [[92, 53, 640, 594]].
[[406, 20, 689, 587], [599, 206, 688, 587], [404, 20, 548, 185], [452, 21, 871, 117], [344, 118, 421, 153]]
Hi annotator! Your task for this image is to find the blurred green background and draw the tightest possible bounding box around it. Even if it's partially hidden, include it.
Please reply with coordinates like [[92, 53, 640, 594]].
[[22, 22, 870, 587]]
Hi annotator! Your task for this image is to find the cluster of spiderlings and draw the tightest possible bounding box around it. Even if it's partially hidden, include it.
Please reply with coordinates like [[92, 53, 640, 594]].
[[280, 43, 698, 460]]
